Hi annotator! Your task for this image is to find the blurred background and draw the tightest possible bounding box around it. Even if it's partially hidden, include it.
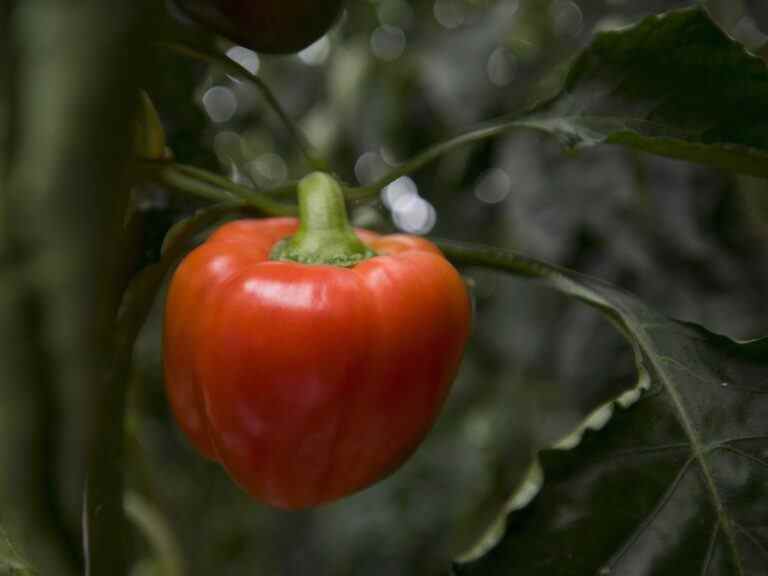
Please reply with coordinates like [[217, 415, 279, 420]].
[[120, 0, 768, 574]]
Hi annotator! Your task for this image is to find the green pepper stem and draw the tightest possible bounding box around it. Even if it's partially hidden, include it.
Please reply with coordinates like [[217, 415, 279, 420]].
[[270, 173, 375, 266]]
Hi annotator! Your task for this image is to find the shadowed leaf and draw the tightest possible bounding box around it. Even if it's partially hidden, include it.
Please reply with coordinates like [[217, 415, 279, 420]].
[[516, 6, 768, 178], [438, 241, 768, 576]]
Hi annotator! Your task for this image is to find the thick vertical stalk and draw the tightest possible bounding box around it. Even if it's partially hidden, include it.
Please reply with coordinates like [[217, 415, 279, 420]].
[[2, 1, 151, 574], [1, 3, 80, 574]]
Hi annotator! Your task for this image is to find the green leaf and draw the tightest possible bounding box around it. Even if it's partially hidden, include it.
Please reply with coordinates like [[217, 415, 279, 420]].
[[349, 6, 768, 201], [134, 91, 170, 161], [436, 241, 768, 576], [518, 6, 768, 178]]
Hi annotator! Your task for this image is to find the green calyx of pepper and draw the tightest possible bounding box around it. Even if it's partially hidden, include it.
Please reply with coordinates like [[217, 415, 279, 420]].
[[270, 172, 376, 267]]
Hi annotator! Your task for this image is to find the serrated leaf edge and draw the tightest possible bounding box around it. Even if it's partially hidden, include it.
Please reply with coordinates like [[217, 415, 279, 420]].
[[455, 358, 652, 564]]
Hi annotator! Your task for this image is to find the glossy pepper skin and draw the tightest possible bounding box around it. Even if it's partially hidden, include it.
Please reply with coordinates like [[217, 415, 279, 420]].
[[164, 218, 471, 508]]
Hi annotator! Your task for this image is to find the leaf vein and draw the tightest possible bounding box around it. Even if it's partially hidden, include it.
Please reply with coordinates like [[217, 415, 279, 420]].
[[601, 455, 696, 573], [701, 521, 720, 576], [601, 443, 689, 461], [721, 434, 768, 447], [633, 327, 745, 575], [719, 446, 768, 471], [734, 523, 768, 561]]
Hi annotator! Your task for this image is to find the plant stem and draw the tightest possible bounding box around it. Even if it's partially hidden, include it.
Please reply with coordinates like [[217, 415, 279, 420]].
[[3, 1, 155, 574], [160, 42, 330, 172], [432, 238, 551, 279], [150, 163, 298, 216], [154, 113, 528, 206], [174, 163, 300, 201], [346, 117, 527, 200], [270, 173, 374, 265], [433, 238, 631, 336], [145, 114, 531, 207]]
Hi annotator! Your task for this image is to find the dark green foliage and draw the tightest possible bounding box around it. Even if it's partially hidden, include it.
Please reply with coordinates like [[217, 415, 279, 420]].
[[519, 7, 768, 177], [444, 241, 768, 575]]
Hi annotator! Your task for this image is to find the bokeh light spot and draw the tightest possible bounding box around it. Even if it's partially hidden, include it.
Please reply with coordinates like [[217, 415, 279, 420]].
[[550, 0, 584, 37], [382, 176, 418, 209], [487, 47, 517, 87], [382, 177, 436, 234], [298, 36, 332, 66], [355, 152, 389, 186], [378, 0, 415, 28], [433, 0, 465, 30], [475, 168, 512, 204], [371, 25, 407, 61], [248, 153, 288, 186], [392, 195, 437, 235], [202, 86, 237, 123], [225, 46, 260, 76], [213, 131, 242, 163]]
